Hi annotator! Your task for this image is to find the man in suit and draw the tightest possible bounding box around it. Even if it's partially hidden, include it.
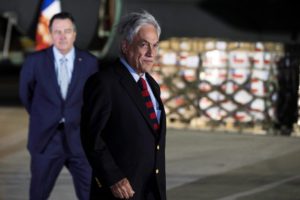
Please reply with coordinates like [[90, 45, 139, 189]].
[[19, 12, 98, 200], [81, 11, 166, 200]]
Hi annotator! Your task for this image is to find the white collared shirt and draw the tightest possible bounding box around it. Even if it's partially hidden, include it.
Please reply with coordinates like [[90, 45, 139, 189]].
[[53, 46, 75, 122], [53, 46, 75, 85], [120, 57, 161, 122]]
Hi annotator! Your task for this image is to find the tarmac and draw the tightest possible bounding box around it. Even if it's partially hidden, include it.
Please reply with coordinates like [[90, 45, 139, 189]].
[[1, 106, 300, 200]]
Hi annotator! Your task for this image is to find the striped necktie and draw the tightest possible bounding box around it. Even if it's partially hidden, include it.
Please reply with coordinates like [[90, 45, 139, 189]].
[[137, 77, 160, 132]]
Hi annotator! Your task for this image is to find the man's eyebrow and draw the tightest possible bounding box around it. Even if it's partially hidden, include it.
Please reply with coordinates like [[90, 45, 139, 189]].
[[140, 39, 159, 45], [53, 28, 73, 31]]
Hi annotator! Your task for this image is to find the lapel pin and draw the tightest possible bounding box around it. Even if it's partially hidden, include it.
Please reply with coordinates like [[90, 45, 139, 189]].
[[78, 58, 82, 62]]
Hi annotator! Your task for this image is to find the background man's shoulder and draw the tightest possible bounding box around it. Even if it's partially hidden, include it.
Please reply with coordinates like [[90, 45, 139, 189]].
[[25, 48, 48, 60], [76, 48, 97, 60]]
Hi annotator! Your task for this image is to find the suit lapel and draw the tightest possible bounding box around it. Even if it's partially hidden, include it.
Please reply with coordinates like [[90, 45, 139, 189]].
[[146, 73, 167, 136], [146, 73, 161, 108], [66, 48, 83, 100], [115, 61, 156, 132], [45, 47, 62, 99]]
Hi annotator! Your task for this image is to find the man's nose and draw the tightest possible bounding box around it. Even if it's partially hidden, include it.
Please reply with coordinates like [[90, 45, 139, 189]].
[[59, 33, 66, 38], [146, 45, 155, 57]]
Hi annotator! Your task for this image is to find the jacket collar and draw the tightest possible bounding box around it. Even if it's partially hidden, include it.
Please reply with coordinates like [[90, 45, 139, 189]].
[[45, 46, 84, 101], [114, 59, 165, 135]]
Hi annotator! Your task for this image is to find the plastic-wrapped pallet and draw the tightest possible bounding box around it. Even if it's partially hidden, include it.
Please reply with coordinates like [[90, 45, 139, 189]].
[[152, 38, 283, 133]]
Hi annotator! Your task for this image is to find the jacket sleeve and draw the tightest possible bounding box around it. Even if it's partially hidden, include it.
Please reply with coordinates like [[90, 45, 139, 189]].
[[19, 55, 36, 113], [80, 73, 125, 187]]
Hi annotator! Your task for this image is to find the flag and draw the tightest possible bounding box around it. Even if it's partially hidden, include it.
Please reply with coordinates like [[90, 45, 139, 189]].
[[35, 0, 61, 50]]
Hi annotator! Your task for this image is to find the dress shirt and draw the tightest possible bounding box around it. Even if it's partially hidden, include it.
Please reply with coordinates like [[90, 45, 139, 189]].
[[53, 46, 75, 122], [120, 57, 161, 122], [53, 46, 75, 87]]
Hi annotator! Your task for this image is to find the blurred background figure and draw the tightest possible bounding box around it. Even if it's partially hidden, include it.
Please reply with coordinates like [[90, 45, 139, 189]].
[[19, 12, 98, 199], [275, 45, 300, 136]]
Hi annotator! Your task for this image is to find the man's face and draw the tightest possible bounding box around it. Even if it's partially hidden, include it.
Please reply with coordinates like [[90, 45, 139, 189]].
[[50, 18, 76, 55], [122, 24, 159, 75]]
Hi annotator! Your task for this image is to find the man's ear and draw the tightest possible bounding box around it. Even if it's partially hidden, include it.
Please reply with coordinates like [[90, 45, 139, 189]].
[[121, 40, 128, 54]]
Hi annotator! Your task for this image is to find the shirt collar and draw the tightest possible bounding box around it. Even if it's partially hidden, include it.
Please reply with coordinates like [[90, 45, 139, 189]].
[[53, 46, 75, 62], [120, 57, 146, 82]]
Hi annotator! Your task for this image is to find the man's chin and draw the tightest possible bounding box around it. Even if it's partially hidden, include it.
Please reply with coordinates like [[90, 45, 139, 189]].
[[143, 61, 154, 67], [142, 66, 154, 73]]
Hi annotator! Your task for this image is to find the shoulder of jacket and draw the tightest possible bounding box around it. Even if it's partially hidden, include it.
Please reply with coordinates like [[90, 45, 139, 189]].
[[25, 48, 47, 59], [76, 48, 97, 60]]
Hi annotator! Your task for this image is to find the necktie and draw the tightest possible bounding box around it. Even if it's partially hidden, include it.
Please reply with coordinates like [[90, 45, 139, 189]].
[[58, 57, 69, 99], [137, 77, 160, 132]]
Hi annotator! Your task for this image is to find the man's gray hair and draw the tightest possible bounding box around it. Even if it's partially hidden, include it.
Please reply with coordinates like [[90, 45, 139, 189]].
[[117, 11, 161, 43]]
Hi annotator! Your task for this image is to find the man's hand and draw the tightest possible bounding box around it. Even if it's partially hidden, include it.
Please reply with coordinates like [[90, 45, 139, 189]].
[[110, 178, 135, 199]]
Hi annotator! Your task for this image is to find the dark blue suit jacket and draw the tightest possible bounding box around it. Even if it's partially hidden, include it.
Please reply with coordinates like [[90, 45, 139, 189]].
[[19, 46, 98, 154]]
